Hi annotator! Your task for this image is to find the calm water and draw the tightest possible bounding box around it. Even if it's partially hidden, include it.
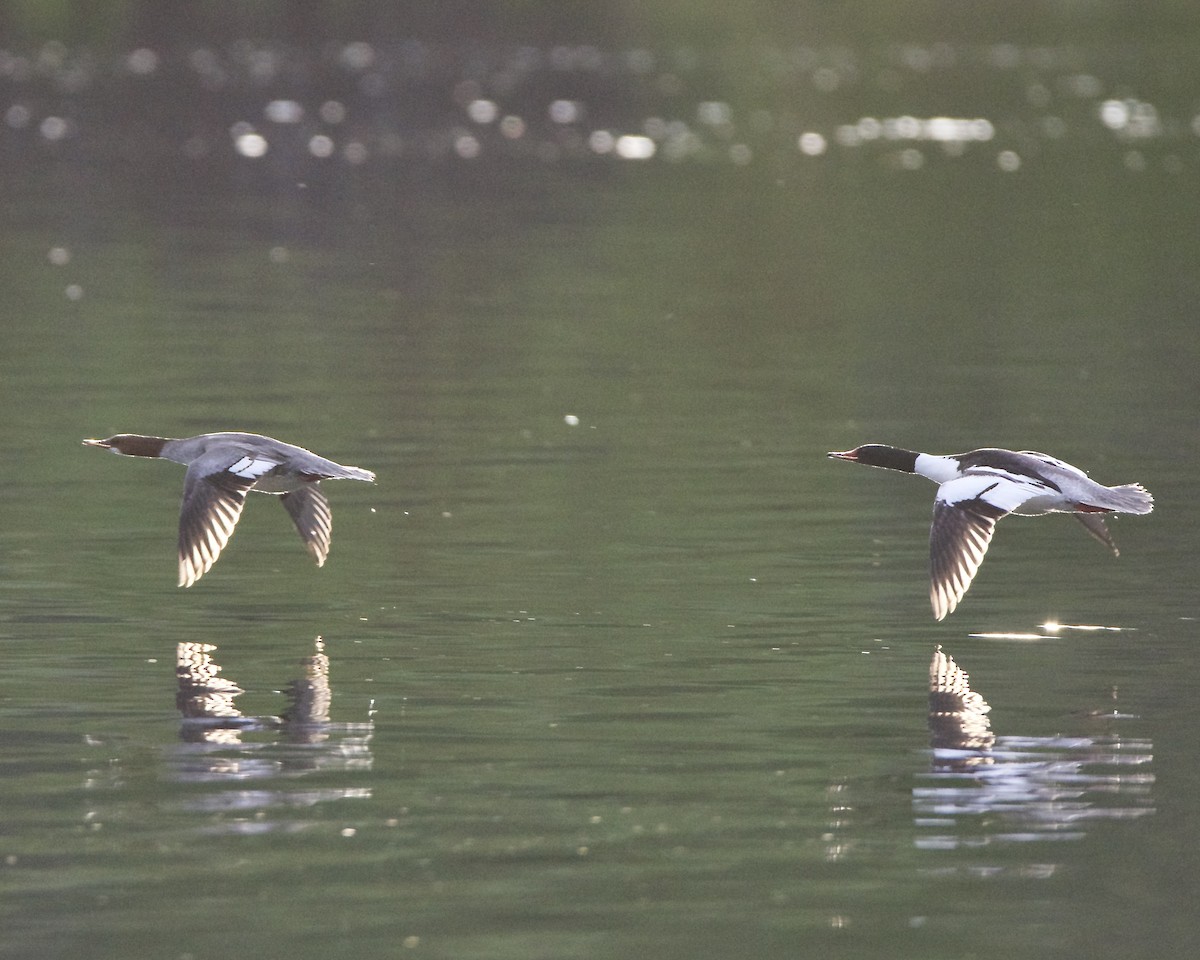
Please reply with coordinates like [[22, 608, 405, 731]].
[[2, 33, 1198, 960]]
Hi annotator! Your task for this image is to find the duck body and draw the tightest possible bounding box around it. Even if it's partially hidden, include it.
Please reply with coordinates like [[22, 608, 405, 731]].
[[827, 444, 1153, 620], [83, 432, 375, 587]]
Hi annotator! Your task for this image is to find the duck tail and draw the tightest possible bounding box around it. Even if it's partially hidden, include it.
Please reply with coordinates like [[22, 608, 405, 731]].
[[1102, 483, 1154, 515]]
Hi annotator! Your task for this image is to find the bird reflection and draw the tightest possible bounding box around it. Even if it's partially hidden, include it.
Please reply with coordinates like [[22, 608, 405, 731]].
[[928, 644, 995, 765], [918, 645, 1154, 856], [176, 642, 261, 743], [279, 638, 332, 736], [168, 637, 373, 824]]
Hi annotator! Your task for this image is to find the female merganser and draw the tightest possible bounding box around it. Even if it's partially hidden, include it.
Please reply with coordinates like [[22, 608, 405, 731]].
[[83, 432, 375, 587], [827, 444, 1153, 620]]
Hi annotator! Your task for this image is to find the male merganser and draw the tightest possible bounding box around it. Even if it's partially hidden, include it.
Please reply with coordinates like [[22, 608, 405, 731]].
[[827, 444, 1153, 620], [83, 432, 375, 587]]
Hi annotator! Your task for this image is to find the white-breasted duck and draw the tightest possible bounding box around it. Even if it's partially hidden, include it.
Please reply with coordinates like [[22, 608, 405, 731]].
[[827, 444, 1153, 620], [83, 432, 376, 587]]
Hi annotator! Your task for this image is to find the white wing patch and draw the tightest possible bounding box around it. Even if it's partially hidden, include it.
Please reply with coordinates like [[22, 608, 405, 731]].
[[228, 455, 279, 480], [936, 474, 1042, 512], [928, 474, 1047, 621]]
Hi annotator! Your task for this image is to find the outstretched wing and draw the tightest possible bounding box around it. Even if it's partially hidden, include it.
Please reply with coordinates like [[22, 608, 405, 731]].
[[280, 485, 333, 566], [929, 474, 1043, 620], [178, 464, 256, 588], [1074, 513, 1119, 556], [931, 498, 1006, 621]]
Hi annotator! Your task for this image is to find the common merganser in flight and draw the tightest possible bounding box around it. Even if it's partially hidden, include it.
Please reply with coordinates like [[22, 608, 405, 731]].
[[83, 432, 375, 587], [827, 444, 1153, 620]]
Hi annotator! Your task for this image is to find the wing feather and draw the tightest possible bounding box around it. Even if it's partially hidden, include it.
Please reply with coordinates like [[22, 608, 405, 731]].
[[930, 497, 1007, 620], [927, 475, 1045, 621], [280, 485, 333, 567], [178, 468, 253, 588]]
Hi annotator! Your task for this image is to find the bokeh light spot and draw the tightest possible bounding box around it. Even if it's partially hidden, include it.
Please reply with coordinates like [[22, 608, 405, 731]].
[[234, 132, 268, 157], [615, 134, 655, 159]]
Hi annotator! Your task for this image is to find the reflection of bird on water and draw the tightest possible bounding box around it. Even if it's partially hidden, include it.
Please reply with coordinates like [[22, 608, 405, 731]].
[[828, 444, 1153, 619], [175, 641, 265, 746], [928, 644, 994, 759], [281, 637, 333, 742], [918, 644, 1155, 847], [176, 642, 244, 720], [83, 431, 375, 586], [167, 638, 375, 814]]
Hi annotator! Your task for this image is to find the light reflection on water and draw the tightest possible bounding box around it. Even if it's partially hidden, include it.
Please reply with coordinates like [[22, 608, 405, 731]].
[[169, 638, 374, 826], [2, 25, 1198, 959], [3, 39, 1197, 174], [918, 646, 1154, 863]]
